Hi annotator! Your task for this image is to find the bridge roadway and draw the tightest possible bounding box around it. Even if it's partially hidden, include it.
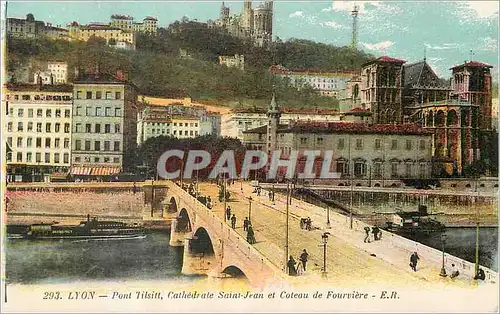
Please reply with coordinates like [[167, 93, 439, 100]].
[[197, 181, 497, 289]]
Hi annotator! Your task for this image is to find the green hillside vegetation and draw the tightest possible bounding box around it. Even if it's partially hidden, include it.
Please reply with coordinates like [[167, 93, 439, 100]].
[[6, 18, 375, 109]]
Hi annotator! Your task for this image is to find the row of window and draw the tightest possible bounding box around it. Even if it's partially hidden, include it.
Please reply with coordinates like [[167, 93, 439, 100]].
[[74, 140, 121, 152], [7, 95, 72, 102], [294, 137, 427, 150], [7, 152, 70, 164], [336, 161, 427, 178], [74, 156, 121, 164], [75, 106, 122, 117], [7, 137, 70, 149], [7, 122, 71, 133], [9, 108, 71, 118], [147, 122, 199, 127], [149, 129, 198, 136], [75, 90, 122, 100], [74, 123, 121, 134]]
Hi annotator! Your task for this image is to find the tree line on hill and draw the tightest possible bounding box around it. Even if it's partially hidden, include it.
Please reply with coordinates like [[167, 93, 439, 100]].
[[6, 17, 375, 108]]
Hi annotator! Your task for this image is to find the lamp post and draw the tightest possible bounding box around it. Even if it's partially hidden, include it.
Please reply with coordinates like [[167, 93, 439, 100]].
[[474, 176, 480, 277], [223, 175, 227, 222], [326, 205, 331, 229], [439, 233, 447, 277], [321, 232, 330, 278], [284, 182, 290, 273], [248, 196, 253, 224]]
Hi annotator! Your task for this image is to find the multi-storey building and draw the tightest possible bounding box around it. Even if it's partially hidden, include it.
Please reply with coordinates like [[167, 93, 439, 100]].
[[243, 121, 433, 184], [4, 84, 73, 182], [67, 22, 136, 50], [219, 54, 245, 71], [360, 56, 406, 124], [71, 71, 137, 176], [111, 14, 158, 35], [269, 65, 357, 98], [33, 61, 68, 85], [7, 14, 68, 40]]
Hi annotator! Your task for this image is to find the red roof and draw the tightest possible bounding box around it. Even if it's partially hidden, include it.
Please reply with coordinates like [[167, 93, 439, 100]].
[[144, 16, 158, 21], [284, 122, 432, 135], [376, 56, 407, 63], [450, 61, 492, 70]]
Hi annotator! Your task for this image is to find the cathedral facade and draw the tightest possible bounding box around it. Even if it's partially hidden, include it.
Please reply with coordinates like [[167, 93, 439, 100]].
[[213, 0, 273, 47]]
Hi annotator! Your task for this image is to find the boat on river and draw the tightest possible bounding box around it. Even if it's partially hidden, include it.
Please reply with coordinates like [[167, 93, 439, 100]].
[[7, 215, 146, 240]]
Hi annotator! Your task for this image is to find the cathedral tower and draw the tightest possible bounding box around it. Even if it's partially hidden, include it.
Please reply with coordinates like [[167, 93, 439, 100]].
[[266, 93, 281, 157]]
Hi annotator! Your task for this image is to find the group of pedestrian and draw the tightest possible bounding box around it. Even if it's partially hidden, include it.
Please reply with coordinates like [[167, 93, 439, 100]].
[[363, 226, 382, 243], [253, 186, 262, 196], [287, 249, 309, 276], [268, 190, 275, 202], [300, 217, 312, 231]]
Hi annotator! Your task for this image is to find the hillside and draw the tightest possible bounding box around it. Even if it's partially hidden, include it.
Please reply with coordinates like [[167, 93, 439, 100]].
[[6, 18, 375, 108]]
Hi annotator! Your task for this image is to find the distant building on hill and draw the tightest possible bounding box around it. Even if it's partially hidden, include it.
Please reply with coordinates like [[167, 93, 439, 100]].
[[67, 21, 136, 50], [33, 61, 68, 85], [7, 13, 69, 40], [218, 54, 245, 71], [110, 14, 158, 35]]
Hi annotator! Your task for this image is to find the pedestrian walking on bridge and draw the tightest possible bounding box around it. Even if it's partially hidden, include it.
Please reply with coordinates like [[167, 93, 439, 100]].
[[231, 214, 236, 229], [246, 225, 256, 244], [299, 249, 309, 272], [364, 226, 371, 243], [226, 206, 231, 222], [410, 252, 420, 272], [287, 255, 297, 276], [243, 217, 249, 231]]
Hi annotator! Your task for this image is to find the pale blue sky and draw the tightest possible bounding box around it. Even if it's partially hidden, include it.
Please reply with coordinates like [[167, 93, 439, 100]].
[[5, 1, 499, 79]]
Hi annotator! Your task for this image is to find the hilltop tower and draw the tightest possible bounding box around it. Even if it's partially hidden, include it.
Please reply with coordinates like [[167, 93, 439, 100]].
[[266, 93, 281, 157], [351, 5, 359, 50], [241, 0, 254, 34]]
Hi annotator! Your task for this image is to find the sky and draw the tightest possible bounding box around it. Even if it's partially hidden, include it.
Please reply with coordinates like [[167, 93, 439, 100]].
[[5, 0, 499, 79]]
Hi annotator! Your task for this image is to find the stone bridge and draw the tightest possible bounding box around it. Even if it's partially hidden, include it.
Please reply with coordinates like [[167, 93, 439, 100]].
[[164, 181, 285, 287]]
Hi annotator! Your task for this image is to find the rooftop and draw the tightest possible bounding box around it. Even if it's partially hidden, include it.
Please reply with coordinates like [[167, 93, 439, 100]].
[[269, 65, 358, 77], [363, 56, 406, 66], [74, 72, 135, 87], [111, 14, 133, 20], [282, 122, 433, 135], [450, 61, 493, 70], [144, 16, 158, 21], [5, 83, 73, 92]]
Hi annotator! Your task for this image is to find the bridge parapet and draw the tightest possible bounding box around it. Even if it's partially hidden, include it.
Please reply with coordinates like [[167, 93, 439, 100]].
[[166, 181, 286, 287]]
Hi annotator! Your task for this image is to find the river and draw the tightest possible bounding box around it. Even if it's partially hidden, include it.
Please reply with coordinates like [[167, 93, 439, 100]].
[[5, 228, 497, 285]]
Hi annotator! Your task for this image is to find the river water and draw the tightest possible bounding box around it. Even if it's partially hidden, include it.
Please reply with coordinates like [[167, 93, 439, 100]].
[[5, 228, 498, 284]]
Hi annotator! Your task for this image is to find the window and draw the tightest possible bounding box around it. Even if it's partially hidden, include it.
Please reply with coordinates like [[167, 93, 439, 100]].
[[86, 91, 92, 99], [190, 130, 193, 136], [75, 123, 82, 133], [405, 163, 412, 177], [374, 163, 382, 178], [95, 107, 102, 116], [94, 141, 100, 151], [115, 108, 121, 117], [36, 123, 42, 132], [76, 91, 82, 99], [391, 139, 398, 150], [114, 124, 121, 133], [391, 162, 398, 177], [17, 152, 22, 162], [18, 108, 24, 117], [336, 160, 349, 175], [317, 137, 324, 145], [46, 123, 51, 133], [113, 157, 120, 163], [405, 140, 412, 150], [115, 91, 121, 100], [55, 109, 61, 117], [356, 138, 363, 149], [114, 141, 120, 151], [27, 152, 32, 163], [27, 137, 32, 147], [28, 109, 33, 117], [45, 138, 51, 148], [54, 153, 60, 163], [64, 123, 70, 133], [94, 157, 100, 163], [64, 138, 69, 148], [22, 95, 30, 100], [64, 109, 70, 118], [37, 109, 43, 117], [95, 124, 101, 133], [104, 157, 110, 163], [17, 137, 23, 147], [74, 156, 81, 163], [337, 138, 345, 149], [105, 124, 111, 133], [54, 138, 60, 148], [85, 140, 91, 151], [36, 152, 41, 162], [419, 140, 426, 150], [174, 122, 177, 127], [105, 91, 112, 99], [7, 137, 12, 148], [7, 122, 12, 132], [36, 137, 41, 148], [86, 107, 92, 116], [9, 107, 13, 116], [17, 122, 23, 132], [6, 152, 12, 162], [104, 141, 110, 151], [75, 140, 81, 150], [85, 124, 91, 133], [105, 107, 112, 116], [96, 91, 102, 99], [419, 163, 426, 178], [54, 123, 60, 133], [63, 153, 69, 163], [354, 161, 366, 177], [46, 109, 51, 117], [76, 107, 82, 116], [375, 139, 381, 150], [45, 153, 50, 163], [300, 137, 308, 144]]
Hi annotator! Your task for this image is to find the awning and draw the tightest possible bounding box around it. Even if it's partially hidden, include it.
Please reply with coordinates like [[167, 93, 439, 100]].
[[71, 167, 121, 176], [50, 172, 69, 179]]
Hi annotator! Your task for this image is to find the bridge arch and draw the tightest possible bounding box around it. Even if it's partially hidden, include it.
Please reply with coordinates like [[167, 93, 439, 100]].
[[190, 227, 215, 257], [177, 208, 192, 232], [222, 265, 248, 279], [167, 196, 178, 214]]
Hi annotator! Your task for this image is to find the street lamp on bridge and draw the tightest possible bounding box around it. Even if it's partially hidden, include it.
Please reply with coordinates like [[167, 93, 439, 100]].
[[439, 233, 447, 277], [248, 196, 253, 224], [321, 232, 330, 278]]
